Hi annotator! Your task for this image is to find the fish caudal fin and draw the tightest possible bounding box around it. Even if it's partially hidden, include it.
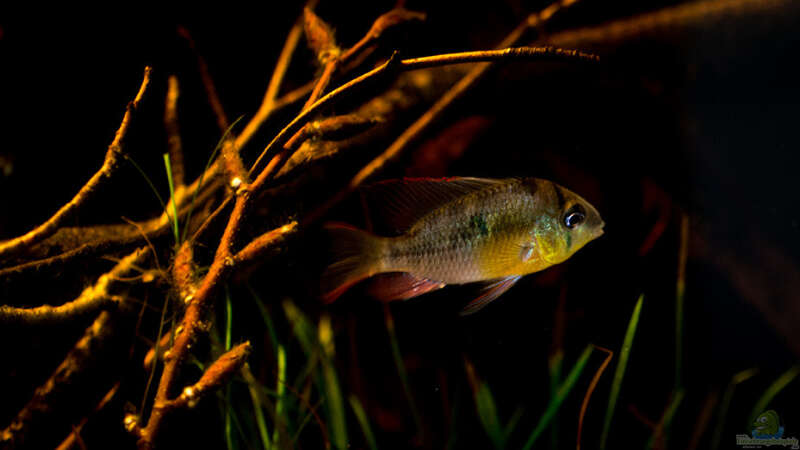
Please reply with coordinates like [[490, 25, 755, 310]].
[[321, 223, 385, 303]]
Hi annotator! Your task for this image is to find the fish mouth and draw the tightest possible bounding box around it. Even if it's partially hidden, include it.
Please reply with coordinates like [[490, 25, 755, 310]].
[[593, 222, 606, 238]]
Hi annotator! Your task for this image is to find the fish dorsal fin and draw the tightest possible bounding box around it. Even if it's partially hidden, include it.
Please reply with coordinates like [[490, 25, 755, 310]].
[[367, 272, 446, 302], [460, 276, 521, 315], [363, 177, 505, 234]]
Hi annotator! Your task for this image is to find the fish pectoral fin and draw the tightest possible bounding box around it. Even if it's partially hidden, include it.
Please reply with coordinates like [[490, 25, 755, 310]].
[[367, 272, 446, 302], [460, 276, 522, 315]]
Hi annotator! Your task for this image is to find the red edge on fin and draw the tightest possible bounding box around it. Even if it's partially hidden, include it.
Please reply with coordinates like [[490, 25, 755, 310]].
[[322, 275, 370, 304], [367, 272, 445, 302]]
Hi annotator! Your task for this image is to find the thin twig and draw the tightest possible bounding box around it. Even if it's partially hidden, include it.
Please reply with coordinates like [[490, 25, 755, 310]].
[[177, 26, 230, 132], [299, 47, 598, 224], [0, 175, 221, 282], [0, 248, 147, 325], [339, 8, 427, 64], [55, 383, 120, 450], [1, 311, 122, 447], [542, 0, 788, 47], [234, 2, 317, 152], [234, 221, 298, 268], [0, 67, 152, 261], [251, 46, 597, 180]]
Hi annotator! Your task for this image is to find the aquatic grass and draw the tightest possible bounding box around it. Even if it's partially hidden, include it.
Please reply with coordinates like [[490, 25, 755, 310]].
[[747, 365, 800, 426], [224, 288, 234, 450], [318, 315, 348, 449], [687, 390, 720, 450], [181, 116, 243, 243], [675, 215, 689, 391], [444, 385, 461, 450], [162, 153, 180, 243], [249, 285, 279, 356], [125, 155, 167, 213], [599, 294, 644, 450], [283, 300, 317, 356], [465, 359, 525, 449], [243, 366, 272, 450], [384, 306, 423, 439], [348, 395, 379, 450], [521, 344, 594, 450], [547, 350, 563, 450], [646, 389, 685, 449], [272, 345, 287, 448], [465, 359, 504, 449], [577, 346, 614, 450], [710, 367, 759, 450]]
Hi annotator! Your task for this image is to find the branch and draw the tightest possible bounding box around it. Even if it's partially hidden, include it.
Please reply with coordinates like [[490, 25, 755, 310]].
[[0, 248, 148, 325], [135, 342, 252, 445], [170, 341, 252, 409], [234, 2, 315, 151], [164, 75, 185, 188], [0, 67, 152, 261], [0, 174, 223, 283], [177, 26, 230, 132], [339, 8, 427, 64], [234, 221, 298, 268], [55, 383, 120, 450], [0, 310, 129, 448], [250, 46, 597, 178], [542, 0, 789, 48]]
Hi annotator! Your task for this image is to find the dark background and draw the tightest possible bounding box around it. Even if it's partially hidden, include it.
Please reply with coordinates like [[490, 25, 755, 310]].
[[1, 1, 799, 448]]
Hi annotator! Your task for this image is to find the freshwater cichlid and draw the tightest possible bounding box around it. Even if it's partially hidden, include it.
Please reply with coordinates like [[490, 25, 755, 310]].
[[321, 177, 604, 314]]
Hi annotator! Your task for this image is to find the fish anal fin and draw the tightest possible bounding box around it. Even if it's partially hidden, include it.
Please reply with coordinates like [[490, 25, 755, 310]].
[[460, 276, 522, 315], [364, 177, 505, 234], [367, 272, 446, 302]]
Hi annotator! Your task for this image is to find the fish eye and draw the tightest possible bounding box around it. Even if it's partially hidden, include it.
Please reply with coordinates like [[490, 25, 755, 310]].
[[563, 204, 586, 229]]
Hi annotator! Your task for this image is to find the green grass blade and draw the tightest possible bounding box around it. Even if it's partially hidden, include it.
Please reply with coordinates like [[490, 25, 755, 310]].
[[225, 287, 233, 351], [646, 389, 685, 449], [245, 369, 272, 450], [476, 383, 503, 448], [504, 406, 525, 442], [272, 345, 287, 448], [283, 299, 316, 356], [181, 116, 243, 242], [249, 285, 279, 356], [162, 153, 180, 243], [225, 388, 235, 450], [223, 287, 234, 450], [522, 345, 594, 450], [445, 389, 461, 450], [385, 306, 423, 439], [599, 294, 644, 450], [319, 316, 348, 449], [125, 155, 167, 212], [711, 368, 759, 450], [349, 395, 379, 450], [548, 350, 563, 450], [747, 365, 800, 426]]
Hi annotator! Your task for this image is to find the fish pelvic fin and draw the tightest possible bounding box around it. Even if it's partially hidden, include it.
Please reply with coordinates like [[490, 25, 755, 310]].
[[460, 276, 522, 315], [321, 223, 386, 303]]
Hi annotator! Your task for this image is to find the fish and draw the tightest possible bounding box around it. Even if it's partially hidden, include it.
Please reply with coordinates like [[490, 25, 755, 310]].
[[321, 177, 604, 314]]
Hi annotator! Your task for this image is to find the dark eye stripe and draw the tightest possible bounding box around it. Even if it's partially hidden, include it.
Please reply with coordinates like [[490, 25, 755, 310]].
[[551, 182, 566, 211]]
